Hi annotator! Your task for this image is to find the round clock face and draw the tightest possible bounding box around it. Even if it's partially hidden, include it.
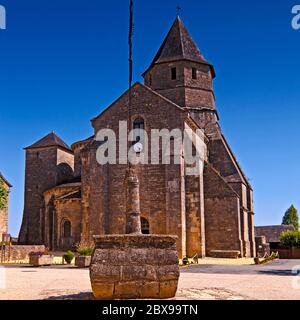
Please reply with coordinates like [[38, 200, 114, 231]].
[[133, 142, 143, 153]]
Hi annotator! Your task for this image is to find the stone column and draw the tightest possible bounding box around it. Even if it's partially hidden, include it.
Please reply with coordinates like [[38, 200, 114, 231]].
[[185, 160, 206, 258], [241, 209, 250, 257], [248, 212, 256, 257], [125, 167, 142, 235]]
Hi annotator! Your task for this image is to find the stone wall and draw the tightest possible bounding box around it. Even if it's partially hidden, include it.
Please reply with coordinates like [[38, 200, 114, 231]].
[[19, 146, 74, 245], [0, 176, 10, 241], [0, 245, 45, 262], [144, 61, 215, 110], [90, 235, 179, 299], [185, 166, 206, 258], [88, 83, 190, 258], [72, 138, 92, 178], [43, 184, 81, 250], [204, 164, 243, 256], [55, 199, 82, 249], [19, 147, 59, 244], [210, 250, 241, 259], [277, 247, 300, 259]]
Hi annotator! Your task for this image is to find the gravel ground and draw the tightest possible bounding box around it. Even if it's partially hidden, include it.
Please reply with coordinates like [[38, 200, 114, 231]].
[[1, 260, 300, 300]]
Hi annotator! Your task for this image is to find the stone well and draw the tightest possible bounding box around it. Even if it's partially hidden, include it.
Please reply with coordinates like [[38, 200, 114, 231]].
[[90, 234, 179, 299]]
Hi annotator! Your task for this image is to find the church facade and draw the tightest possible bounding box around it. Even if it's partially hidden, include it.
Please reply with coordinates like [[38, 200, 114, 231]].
[[19, 17, 255, 258]]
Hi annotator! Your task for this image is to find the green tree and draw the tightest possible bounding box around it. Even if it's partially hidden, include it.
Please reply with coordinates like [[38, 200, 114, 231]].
[[282, 205, 299, 229]]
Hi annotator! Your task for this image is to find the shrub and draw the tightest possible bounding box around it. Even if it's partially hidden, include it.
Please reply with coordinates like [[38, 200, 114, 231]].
[[63, 251, 75, 264], [280, 230, 300, 247], [77, 247, 94, 257]]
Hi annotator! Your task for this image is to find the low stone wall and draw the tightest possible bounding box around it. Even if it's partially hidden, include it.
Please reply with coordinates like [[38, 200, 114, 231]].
[[209, 250, 241, 259], [277, 247, 300, 259], [0, 245, 45, 262]]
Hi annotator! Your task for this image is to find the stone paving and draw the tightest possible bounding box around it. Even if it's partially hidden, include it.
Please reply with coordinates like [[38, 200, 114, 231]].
[[1, 259, 300, 300]]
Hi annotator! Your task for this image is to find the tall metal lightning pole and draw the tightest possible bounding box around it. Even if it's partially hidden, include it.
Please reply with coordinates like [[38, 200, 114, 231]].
[[128, 0, 134, 163]]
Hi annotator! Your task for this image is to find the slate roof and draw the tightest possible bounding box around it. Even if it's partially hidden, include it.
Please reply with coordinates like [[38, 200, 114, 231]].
[[143, 16, 215, 77], [25, 132, 72, 153]]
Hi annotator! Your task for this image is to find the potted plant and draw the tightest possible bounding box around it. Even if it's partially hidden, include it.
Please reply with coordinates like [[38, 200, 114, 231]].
[[63, 250, 75, 265], [29, 249, 53, 267], [75, 246, 94, 268]]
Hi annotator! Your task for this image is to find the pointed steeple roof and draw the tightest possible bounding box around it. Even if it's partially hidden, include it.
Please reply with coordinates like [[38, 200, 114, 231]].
[[25, 132, 72, 152], [143, 16, 215, 77]]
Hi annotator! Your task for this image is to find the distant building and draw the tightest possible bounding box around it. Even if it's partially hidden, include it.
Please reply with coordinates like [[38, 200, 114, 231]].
[[255, 225, 295, 250], [0, 173, 12, 241]]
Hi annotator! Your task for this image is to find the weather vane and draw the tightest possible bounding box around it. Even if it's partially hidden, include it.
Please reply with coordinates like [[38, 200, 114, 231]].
[[176, 5, 182, 16]]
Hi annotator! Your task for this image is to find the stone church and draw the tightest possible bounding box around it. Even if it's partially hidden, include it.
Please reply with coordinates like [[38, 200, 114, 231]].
[[19, 17, 255, 258]]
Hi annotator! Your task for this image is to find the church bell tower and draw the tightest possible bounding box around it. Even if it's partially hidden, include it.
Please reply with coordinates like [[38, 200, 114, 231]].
[[143, 16, 220, 138]]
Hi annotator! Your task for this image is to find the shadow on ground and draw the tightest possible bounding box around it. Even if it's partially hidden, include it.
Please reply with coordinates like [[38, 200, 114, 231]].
[[44, 292, 94, 300], [181, 260, 300, 277], [13, 264, 78, 270], [258, 269, 300, 276]]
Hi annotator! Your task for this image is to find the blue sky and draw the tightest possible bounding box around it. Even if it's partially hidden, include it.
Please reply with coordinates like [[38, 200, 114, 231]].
[[0, 0, 299, 236]]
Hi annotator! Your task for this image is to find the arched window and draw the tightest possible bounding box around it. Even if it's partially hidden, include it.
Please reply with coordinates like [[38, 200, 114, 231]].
[[133, 118, 144, 130], [133, 118, 145, 144], [62, 220, 71, 238], [141, 217, 150, 235]]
